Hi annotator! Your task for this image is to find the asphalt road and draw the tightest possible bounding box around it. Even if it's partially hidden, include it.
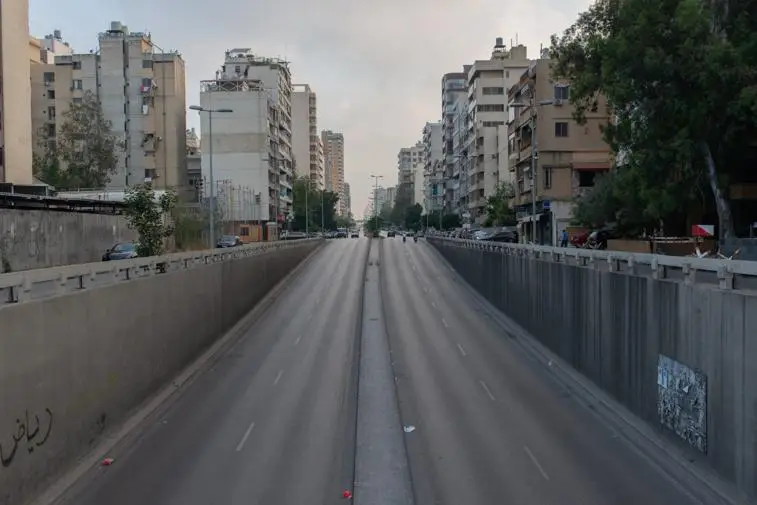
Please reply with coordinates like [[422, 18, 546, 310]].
[[381, 238, 704, 505], [52, 236, 716, 505], [58, 238, 368, 505]]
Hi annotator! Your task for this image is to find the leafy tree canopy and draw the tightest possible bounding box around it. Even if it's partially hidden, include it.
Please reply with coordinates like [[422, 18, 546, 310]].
[[292, 177, 339, 231], [34, 90, 123, 190], [390, 182, 414, 225], [124, 183, 177, 257], [404, 203, 424, 231], [550, 0, 757, 238], [484, 182, 516, 227]]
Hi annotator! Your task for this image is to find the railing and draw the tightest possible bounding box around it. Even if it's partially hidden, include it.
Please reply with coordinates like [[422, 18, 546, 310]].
[[429, 237, 757, 290], [0, 238, 321, 305]]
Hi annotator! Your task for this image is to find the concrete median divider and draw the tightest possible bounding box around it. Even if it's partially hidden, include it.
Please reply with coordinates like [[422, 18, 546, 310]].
[[0, 239, 321, 505], [430, 238, 757, 501]]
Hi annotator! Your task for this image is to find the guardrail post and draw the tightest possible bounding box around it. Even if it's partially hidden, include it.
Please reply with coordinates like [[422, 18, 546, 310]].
[[651, 258, 664, 279], [607, 254, 617, 272], [626, 256, 637, 275], [717, 265, 734, 290], [56, 272, 67, 295], [18, 276, 32, 303], [682, 263, 696, 285]]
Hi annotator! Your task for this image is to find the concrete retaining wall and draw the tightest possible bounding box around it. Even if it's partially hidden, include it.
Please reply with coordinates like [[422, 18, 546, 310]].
[[431, 240, 757, 499], [0, 209, 137, 272], [0, 241, 319, 505]]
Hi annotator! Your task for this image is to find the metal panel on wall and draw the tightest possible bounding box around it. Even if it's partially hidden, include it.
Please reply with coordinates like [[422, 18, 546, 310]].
[[657, 354, 708, 453]]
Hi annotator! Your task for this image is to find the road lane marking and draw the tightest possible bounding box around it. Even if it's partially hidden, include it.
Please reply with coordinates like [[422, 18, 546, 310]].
[[412, 264, 417, 271], [235, 421, 255, 452], [431, 301, 438, 310], [524, 445, 550, 480], [479, 381, 496, 401], [274, 370, 284, 386], [441, 318, 449, 328], [423, 287, 428, 294], [457, 343, 467, 356], [294, 335, 302, 345]]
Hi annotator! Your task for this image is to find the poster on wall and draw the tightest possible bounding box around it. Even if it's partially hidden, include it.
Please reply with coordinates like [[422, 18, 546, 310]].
[[657, 354, 708, 453]]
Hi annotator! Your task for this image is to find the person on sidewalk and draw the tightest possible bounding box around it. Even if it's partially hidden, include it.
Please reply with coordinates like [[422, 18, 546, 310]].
[[560, 229, 569, 247]]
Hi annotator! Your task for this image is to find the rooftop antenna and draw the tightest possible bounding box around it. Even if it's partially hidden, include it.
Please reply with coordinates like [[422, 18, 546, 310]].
[[515, 33, 519, 45]]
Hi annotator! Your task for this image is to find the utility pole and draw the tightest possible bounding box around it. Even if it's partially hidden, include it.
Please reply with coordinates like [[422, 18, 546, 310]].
[[530, 91, 537, 245], [370, 174, 383, 234], [305, 176, 309, 235]]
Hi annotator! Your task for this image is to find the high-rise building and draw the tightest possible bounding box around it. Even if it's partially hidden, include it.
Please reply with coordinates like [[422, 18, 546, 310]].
[[343, 182, 351, 217], [220, 48, 293, 219], [30, 22, 187, 192], [422, 122, 443, 213], [441, 70, 468, 215], [292, 84, 324, 189], [465, 38, 531, 223], [397, 142, 423, 205], [0, 0, 33, 184], [322, 130, 346, 215]]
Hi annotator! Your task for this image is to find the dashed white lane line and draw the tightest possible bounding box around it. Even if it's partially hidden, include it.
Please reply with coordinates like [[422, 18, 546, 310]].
[[235, 421, 255, 452], [273, 370, 284, 386], [524, 445, 550, 481], [423, 287, 429, 294], [479, 380, 496, 401], [457, 343, 467, 356], [441, 318, 449, 328], [431, 301, 438, 310], [294, 335, 302, 345]]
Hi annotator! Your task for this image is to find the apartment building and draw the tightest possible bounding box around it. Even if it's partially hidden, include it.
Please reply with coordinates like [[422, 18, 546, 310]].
[[441, 70, 468, 214], [292, 84, 324, 189], [343, 182, 351, 217], [465, 38, 531, 223], [30, 22, 187, 192], [0, 0, 33, 184], [422, 121, 443, 213], [508, 59, 611, 245], [322, 130, 346, 214], [219, 48, 293, 219]]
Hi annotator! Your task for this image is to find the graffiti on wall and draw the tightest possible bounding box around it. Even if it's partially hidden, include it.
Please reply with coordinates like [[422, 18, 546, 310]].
[[0, 408, 54, 467], [657, 354, 707, 453]]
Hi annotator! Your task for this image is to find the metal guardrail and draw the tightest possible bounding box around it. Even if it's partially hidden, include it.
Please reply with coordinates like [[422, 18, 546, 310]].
[[0, 238, 322, 305], [429, 237, 757, 291]]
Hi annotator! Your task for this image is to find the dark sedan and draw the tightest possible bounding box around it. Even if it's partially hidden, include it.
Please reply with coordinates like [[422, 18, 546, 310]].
[[102, 242, 138, 261], [217, 235, 242, 248]]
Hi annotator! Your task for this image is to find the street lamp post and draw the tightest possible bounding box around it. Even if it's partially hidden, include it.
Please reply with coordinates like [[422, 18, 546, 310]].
[[369, 174, 384, 234], [509, 96, 554, 244], [189, 105, 233, 249]]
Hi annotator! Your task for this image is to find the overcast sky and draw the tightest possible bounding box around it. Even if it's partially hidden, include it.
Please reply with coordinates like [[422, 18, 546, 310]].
[[30, 0, 592, 218]]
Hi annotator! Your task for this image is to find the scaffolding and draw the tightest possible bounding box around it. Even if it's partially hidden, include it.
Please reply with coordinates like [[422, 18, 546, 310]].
[[200, 79, 266, 93]]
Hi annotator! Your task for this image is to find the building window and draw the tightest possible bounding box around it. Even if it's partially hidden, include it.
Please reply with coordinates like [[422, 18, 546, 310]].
[[72, 79, 83, 90], [48, 106, 56, 120], [555, 122, 569, 137], [43, 72, 55, 84], [476, 104, 505, 112], [72, 97, 82, 105], [72, 61, 82, 70], [142, 59, 153, 69], [46, 123, 55, 137], [554, 85, 570, 100], [47, 89, 55, 99], [578, 171, 597, 187], [543, 167, 552, 189], [482, 87, 505, 95]]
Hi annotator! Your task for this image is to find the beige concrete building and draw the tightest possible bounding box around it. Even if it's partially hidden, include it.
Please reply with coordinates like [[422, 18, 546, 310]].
[[0, 0, 34, 184], [322, 130, 346, 215], [292, 84, 324, 189], [508, 59, 612, 245], [29, 22, 186, 193]]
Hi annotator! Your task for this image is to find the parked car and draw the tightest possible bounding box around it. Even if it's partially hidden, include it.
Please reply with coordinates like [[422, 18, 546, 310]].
[[102, 242, 138, 261], [387, 230, 396, 237], [282, 232, 307, 240], [350, 231, 359, 238], [217, 235, 242, 248]]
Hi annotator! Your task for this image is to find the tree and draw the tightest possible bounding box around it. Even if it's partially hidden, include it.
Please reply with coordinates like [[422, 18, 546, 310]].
[[390, 182, 414, 225], [550, 0, 757, 239], [404, 203, 423, 230], [34, 91, 123, 189], [379, 201, 393, 222], [484, 182, 516, 227], [364, 216, 384, 234], [291, 177, 339, 231], [124, 183, 178, 257]]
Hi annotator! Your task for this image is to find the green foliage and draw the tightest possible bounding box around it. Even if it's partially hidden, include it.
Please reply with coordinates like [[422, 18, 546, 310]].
[[292, 177, 339, 231], [172, 205, 209, 251], [335, 214, 355, 229], [364, 216, 384, 234], [550, 0, 757, 238], [33, 91, 123, 189], [390, 182, 414, 225], [379, 201, 393, 222], [484, 182, 516, 227], [124, 183, 178, 257], [404, 203, 424, 231], [422, 211, 461, 230]]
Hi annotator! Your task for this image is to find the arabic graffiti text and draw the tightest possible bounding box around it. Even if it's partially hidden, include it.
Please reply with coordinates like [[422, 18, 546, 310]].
[[0, 408, 54, 468]]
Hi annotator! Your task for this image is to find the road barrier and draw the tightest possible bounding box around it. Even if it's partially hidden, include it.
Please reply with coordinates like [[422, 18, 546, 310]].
[[429, 237, 757, 500], [0, 239, 321, 305], [0, 238, 321, 505]]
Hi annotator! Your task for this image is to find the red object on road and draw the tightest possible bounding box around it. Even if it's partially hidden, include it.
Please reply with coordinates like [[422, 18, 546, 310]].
[[342, 490, 352, 499], [101, 457, 114, 466]]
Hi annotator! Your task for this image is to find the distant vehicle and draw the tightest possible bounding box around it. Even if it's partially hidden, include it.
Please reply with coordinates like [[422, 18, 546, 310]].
[[217, 235, 242, 248], [283, 232, 307, 240], [102, 242, 138, 261], [334, 230, 347, 238], [350, 231, 359, 238], [387, 230, 396, 237]]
